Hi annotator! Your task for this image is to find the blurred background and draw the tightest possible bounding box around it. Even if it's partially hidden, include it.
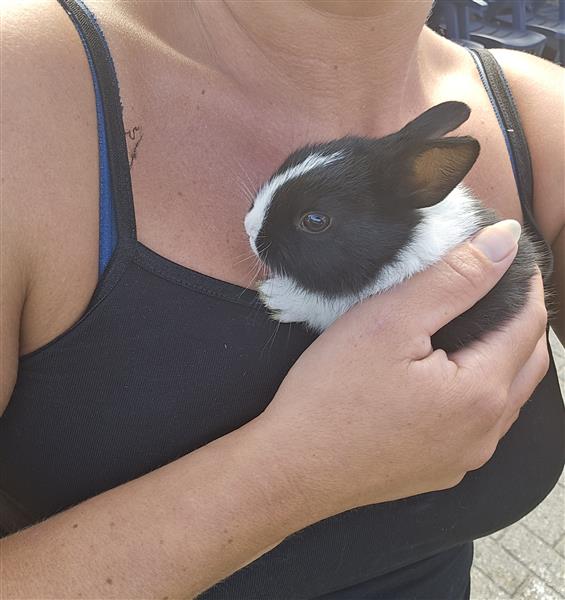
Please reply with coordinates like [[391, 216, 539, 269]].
[[427, 0, 564, 65]]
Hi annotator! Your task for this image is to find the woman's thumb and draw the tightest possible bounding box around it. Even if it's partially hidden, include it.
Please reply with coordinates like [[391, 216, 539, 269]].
[[392, 219, 522, 339]]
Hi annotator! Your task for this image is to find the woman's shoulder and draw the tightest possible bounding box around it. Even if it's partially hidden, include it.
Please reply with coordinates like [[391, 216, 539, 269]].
[[491, 48, 564, 105], [1, 0, 100, 356]]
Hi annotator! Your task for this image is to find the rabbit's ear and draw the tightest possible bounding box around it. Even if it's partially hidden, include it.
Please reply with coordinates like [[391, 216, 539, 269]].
[[396, 136, 480, 209], [400, 102, 471, 141]]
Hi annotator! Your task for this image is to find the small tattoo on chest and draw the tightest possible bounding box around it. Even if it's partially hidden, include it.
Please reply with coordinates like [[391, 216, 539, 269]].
[[125, 125, 143, 169]]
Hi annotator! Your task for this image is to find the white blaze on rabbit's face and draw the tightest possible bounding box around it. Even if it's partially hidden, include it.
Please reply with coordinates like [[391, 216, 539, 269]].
[[244, 151, 343, 256]]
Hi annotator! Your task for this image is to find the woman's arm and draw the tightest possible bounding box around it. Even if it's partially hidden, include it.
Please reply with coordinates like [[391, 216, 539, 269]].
[[492, 50, 565, 344], [0, 417, 310, 599]]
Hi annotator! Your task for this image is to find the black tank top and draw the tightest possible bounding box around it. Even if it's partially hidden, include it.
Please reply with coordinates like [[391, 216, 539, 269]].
[[1, 2, 563, 598]]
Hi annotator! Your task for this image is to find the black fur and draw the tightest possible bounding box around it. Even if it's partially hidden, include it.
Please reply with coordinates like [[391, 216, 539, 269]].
[[432, 209, 540, 352], [252, 102, 547, 352]]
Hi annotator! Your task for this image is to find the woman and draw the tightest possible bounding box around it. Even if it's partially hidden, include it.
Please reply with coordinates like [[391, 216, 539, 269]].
[[1, 0, 563, 598]]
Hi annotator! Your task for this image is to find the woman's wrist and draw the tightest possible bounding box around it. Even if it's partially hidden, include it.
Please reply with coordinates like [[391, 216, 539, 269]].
[[225, 417, 326, 540]]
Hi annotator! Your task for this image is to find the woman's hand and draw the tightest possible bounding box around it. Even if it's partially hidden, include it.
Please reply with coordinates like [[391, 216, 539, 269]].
[[254, 220, 549, 522]]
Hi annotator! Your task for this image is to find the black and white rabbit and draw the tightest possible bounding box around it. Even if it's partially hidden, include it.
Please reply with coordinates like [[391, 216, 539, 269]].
[[245, 102, 546, 352]]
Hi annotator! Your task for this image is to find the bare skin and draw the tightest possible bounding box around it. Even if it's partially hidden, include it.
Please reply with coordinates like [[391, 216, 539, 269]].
[[0, 0, 562, 597]]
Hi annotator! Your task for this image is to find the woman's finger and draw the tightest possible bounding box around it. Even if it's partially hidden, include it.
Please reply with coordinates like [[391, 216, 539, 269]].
[[453, 271, 547, 382], [495, 334, 549, 439], [507, 333, 550, 411]]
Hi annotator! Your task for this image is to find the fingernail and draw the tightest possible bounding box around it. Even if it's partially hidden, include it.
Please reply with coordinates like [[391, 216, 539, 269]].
[[471, 219, 521, 262]]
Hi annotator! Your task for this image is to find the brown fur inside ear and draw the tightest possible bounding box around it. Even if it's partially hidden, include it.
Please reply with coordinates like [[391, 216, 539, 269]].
[[402, 137, 480, 208], [410, 144, 476, 189]]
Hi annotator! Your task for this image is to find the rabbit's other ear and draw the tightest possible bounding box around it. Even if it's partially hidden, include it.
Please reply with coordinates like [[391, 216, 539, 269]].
[[400, 102, 472, 141]]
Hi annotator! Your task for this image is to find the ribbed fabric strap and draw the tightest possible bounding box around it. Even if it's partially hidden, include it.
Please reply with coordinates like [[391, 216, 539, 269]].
[[469, 52, 536, 222]]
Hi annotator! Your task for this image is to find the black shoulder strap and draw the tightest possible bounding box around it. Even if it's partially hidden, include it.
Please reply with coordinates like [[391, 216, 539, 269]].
[[468, 49, 541, 237], [469, 49, 553, 280]]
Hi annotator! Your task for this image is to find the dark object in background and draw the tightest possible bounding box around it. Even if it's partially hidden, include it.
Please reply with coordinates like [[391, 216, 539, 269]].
[[428, 0, 564, 65]]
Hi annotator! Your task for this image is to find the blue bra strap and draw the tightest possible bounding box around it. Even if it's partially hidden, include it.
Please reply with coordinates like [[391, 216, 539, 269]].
[[59, 0, 118, 275]]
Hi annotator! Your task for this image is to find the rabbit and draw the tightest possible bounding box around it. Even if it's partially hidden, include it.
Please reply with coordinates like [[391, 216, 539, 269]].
[[244, 101, 547, 352]]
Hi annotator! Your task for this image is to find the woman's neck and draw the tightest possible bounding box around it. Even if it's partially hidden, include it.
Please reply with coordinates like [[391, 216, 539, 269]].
[[109, 0, 443, 135]]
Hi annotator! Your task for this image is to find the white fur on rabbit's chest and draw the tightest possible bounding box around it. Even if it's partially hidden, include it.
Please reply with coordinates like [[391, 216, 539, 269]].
[[257, 186, 484, 333], [258, 277, 357, 332]]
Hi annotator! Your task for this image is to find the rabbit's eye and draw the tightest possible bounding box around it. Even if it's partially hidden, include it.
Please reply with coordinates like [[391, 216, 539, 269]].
[[300, 212, 331, 233]]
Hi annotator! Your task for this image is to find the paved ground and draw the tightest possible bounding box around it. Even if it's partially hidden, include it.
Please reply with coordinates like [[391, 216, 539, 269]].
[[471, 330, 565, 599]]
